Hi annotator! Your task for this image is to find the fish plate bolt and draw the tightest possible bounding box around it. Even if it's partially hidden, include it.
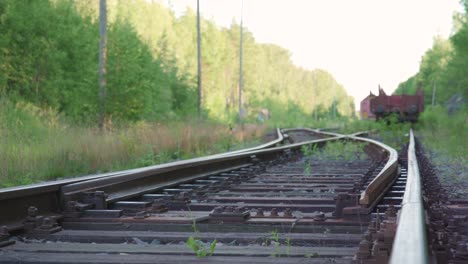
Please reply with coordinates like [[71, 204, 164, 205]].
[[384, 204, 397, 219], [256, 208, 264, 217], [39, 217, 56, 230], [28, 206, 38, 218], [35, 217, 62, 234], [283, 208, 293, 218], [270, 208, 278, 217], [313, 212, 325, 222], [355, 233, 372, 260], [23, 206, 43, 231]]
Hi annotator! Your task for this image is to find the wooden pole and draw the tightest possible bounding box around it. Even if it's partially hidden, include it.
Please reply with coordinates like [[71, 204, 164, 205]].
[[238, 0, 244, 122], [313, 73, 318, 121], [98, 0, 107, 131], [197, 0, 202, 119]]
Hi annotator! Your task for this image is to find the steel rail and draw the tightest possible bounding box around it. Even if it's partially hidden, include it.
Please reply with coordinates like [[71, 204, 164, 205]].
[[60, 128, 380, 207], [354, 134, 398, 207], [389, 129, 429, 264], [216, 127, 283, 156], [0, 127, 394, 231], [60, 134, 344, 204], [284, 127, 398, 209], [282, 127, 368, 138], [0, 128, 284, 225]]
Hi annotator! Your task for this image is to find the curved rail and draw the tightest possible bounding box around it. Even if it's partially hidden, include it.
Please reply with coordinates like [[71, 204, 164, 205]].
[[389, 129, 428, 263], [217, 127, 284, 156], [60, 133, 344, 204], [354, 135, 398, 207], [0, 127, 396, 233], [0, 128, 284, 225], [283, 127, 397, 209]]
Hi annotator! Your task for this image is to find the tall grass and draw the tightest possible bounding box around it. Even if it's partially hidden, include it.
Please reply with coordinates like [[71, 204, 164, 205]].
[[416, 106, 466, 159], [338, 115, 411, 149], [0, 99, 266, 187]]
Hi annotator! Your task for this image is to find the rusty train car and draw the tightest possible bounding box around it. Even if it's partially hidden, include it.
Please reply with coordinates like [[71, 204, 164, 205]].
[[360, 85, 424, 122]]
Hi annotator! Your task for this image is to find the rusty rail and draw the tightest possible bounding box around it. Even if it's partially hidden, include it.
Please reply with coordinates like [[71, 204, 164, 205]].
[[60, 134, 343, 204], [283, 127, 397, 210], [0, 128, 284, 226], [355, 135, 398, 208], [389, 129, 428, 263]]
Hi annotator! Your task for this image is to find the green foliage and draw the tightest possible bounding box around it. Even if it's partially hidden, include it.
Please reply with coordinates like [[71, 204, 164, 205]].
[[395, 3, 468, 105], [0, 0, 196, 123], [0, 98, 264, 187], [415, 107, 467, 197], [270, 230, 282, 257], [186, 236, 217, 258], [416, 106, 467, 159], [341, 115, 411, 149], [301, 144, 318, 175], [1, 0, 354, 125], [307, 141, 369, 161], [186, 219, 216, 257], [265, 230, 292, 257]]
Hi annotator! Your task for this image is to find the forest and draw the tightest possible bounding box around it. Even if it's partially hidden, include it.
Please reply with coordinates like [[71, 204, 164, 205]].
[[394, 0, 468, 107], [0, 0, 354, 125], [0, 0, 356, 186]]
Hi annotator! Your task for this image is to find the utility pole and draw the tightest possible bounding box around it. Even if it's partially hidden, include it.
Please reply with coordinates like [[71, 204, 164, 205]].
[[98, 0, 107, 131], [333, 82, 336, 119], [313, 73, 318, 122], [197, 0, 202, 119], [431, 81, 436, 108], [238, 0, 244, 123]]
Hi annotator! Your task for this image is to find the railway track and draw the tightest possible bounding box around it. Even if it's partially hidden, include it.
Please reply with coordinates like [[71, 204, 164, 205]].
[[0, 128, 465, 263]]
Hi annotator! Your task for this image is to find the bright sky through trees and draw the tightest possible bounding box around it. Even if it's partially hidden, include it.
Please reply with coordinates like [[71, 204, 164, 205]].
[[167, 0, 462, 110]]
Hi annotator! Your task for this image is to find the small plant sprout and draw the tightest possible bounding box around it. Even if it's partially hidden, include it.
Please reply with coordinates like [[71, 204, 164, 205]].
[[185, 215, 216, 257]]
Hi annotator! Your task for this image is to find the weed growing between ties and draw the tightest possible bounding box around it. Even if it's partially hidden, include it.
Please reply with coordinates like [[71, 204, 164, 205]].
[[264, 230, 292, 257], [186, 219, 217, 257], [301, 144, 318, 175], [301, 141, 368, 166], [0, 99, 267, 187]]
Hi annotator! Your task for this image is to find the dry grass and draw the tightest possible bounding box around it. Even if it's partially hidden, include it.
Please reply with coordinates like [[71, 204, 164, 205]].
[[0, 101, 267, 187]]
